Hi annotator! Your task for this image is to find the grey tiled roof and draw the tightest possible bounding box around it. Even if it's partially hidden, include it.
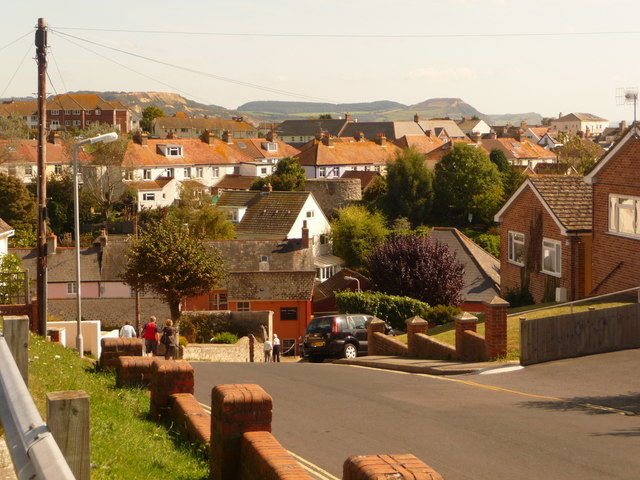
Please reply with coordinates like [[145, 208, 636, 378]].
[[0, 219, 13, 235], [529, 176, 592, 232], [13, 247, 102, 282], [48, 297, 170, 327], [278, 119, 348, 137], [227, 271, 316, 300], [428, 228, 500, 304]]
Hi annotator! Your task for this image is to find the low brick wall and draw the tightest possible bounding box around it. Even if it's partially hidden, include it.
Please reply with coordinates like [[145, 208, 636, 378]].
[[343, 454, 444, 480], [170, 393, 211, 444], [412, 333, 458, 360], [150, 360, 194, 421], [116, 356, 154, 388], [239, 431, 311, 480], [371, 332, 409, 356], [100, 337, 143, 370], [459, 331, 489, 362], [183, 337, 255, 362]]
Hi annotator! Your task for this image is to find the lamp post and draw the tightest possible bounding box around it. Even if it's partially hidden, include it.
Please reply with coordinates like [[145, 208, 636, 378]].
[[344, 275, 361, 293], [73, 132, 119, 357]]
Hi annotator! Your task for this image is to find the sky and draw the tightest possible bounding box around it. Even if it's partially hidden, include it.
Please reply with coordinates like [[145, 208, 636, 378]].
[[2, 0, 640, 123]]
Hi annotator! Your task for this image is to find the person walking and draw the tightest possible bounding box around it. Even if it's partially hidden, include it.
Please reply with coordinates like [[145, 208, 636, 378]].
[[272, 334, 281, 362], [141, 316, 159, 357], [263, 338, 273, 362], [119, 320, 136, 338], [161, 319, 178, 360]]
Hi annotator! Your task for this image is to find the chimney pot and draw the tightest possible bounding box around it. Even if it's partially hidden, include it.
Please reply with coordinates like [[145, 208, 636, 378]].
[[414, 113, 420, 123], [301, 220, 310, 249], [222, 130, 232, 143]]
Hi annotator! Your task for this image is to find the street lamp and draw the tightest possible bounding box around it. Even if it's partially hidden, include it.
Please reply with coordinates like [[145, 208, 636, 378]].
[[73, 132, 118, 357], [344, 275, 361, 292]]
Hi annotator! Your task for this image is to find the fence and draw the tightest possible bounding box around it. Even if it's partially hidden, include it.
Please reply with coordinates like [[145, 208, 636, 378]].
[[0, 271, 29, 306], [520, 302, 640, 365]]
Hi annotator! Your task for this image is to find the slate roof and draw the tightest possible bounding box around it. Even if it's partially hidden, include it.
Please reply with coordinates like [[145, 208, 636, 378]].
[[416, 120, 467, 138], [214, 174, 258, 191], [340, 170, 380, 190], [123, 138, 253, 167], [13, 247, 102, 283], [227, 271, 316, 300], [556, 112, 608, 123], [428, 228, 500, 303], [295, 139, 400, 166], [339, 121, 426, 141], [217, 191, 314, 238], [277, 119, 348, 137]]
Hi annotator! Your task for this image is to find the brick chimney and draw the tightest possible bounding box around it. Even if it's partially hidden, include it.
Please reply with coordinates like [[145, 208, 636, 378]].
[[344, 113, 351, 121], [315, 130, 324, 141], [520, 120, 528, 131], [202, 130, 215, 145], [470, 132, 481, 144], [222, 130, 232, 144], [134, 132, 148, 145], [489, 131, 497, 140], [414, 113, 420, 123], [301, 220, 310, 249], [354, 131, 365, 142], [261, 183, 272, 193], [620, 120, 627, 130], [266, 129, 277, 142], [46, 234, 57, 255], [322, 134, 334, 147], [425, 129, 432, 137], [48, 131, 62, 145], [167, 131, 177, 139], [375, 134, 386, 146]]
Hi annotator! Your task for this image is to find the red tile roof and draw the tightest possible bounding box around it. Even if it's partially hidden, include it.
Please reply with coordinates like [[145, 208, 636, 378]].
[[296, 139, 400, 166], [0, 139, 90, 164], [479, 138, 557, 160], [393, 134, 444, 155], [123, 138, 253, 167]]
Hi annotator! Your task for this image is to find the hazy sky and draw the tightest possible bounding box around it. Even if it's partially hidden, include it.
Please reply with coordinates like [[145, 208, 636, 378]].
[[2, 0, 640, 123]]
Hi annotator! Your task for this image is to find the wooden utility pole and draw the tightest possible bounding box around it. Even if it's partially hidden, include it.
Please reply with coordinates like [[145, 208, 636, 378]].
[[36, 18, 48, 336], [133, 210, 140, 332]]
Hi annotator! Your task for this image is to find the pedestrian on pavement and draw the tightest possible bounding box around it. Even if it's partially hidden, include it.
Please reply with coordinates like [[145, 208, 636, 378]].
[[161, 319, 178, 360], [272, 334, 281, 362], [119, 320, 136, 338], [263, 338, 273, 362], [141, 316, 159, 357]]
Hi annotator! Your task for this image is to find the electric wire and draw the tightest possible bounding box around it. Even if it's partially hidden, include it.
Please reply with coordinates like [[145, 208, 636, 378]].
[[51, 27, 640, 39], [49, 50, 68, 94], [0, 41, 33, 98], [0, 31, 32, 53], [50, 28, 339, 103], [46, 70, 60, 97]]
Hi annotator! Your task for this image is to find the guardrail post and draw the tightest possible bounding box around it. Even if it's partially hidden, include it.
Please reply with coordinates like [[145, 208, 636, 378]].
[[46, 391, 91, 480], [3, 315, 29, 385]]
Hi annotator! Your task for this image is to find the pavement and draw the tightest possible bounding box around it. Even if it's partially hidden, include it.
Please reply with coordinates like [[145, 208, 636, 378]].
[[333, 355, 521, 375]]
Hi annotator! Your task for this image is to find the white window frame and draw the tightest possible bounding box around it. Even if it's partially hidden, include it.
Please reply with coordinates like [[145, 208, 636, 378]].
[[237, 301, 250, 312], [507, 231, 525, 266], [143, 169, 152, 180], [541, 238, 562, 277], [165, 168, 174, 178], [142, 192, 156, 201], [212, 167, 220, 178], [183, 167, 191, 179], [73, 120, 81, 126], [67, 282, 77, 295], [51, 110, 60, 116], [196, 167, 203, 178], [609, 194, 640, 238], [72, 110, 81, 115], [319, 167, 326, 177], [54, 164, 62, 174]]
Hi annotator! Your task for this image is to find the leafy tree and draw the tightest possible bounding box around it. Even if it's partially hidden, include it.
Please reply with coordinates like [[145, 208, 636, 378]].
[[123, 216, 227, 320], [556, 133, 602, 174], [139, 106, 165, 133], [489, 149, 510, 173], [434, 143, 504, 223], [331, 205, 389, 269], [489, 148, 525, 199], [0, 173, 36, 230], [383, 147, 434, 225], [44, 173, 74, 235], [0, 253, 26, 304], [250, 156, 306, 191], [362, 174, 387, 206], [318, 114, 333, 119], [168, 184, 235, 240], [364, 233, 464, 307], [0, 115, 29, 140]]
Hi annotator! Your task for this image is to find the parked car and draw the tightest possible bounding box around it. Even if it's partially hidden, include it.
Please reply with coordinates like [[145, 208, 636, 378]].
[[302, 314, 399, 362]]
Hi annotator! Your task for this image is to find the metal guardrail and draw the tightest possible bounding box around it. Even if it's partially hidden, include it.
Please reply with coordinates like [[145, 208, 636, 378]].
[[0, 335, 75, 480], [508, 286, 640, 318]]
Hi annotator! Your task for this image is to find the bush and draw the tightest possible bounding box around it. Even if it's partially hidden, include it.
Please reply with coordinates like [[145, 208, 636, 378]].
[[505, 286, 534, 308], [425, 304, 462, 326], [211, 332, 238, 344], [335, 290, 429, 331]]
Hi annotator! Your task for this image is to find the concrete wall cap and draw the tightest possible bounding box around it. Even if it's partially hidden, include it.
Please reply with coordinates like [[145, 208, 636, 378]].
[[455, 312, 478, 323], [483, 296, 510, 307], [406, 315, 428, 325]]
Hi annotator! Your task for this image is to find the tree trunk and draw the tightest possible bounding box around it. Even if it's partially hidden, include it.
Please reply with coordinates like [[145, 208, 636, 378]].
[[168, 297, 181, 321]]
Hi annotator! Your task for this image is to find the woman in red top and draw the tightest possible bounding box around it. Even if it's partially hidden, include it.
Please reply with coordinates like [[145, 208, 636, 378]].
[[141, 316, 159, 356]]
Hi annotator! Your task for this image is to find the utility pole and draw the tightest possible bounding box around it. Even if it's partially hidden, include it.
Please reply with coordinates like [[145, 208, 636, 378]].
[[133, 210, 140, 333], [36, 18, 48, 336]]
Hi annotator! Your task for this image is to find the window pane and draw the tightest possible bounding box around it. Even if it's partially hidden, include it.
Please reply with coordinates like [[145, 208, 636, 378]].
[[618, 200, 635, 234]]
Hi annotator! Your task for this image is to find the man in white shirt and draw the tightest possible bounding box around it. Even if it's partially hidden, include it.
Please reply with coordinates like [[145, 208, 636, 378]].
[[263, 339, 273, 362], [272, 334, 281, 362], [119, 320, 137, 338]]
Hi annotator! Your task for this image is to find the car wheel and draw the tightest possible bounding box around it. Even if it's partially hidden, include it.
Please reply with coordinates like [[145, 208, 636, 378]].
[[343, 343, 358, 359], [309, 355, 324, 363]]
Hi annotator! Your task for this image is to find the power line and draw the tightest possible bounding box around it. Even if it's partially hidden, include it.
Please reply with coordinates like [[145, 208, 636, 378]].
[[0, 31, 32, 53], [49, 50, 68, 94], [51, 26, 640, 39], [50, 29, 339, 103], [1, 42, 33, 98]]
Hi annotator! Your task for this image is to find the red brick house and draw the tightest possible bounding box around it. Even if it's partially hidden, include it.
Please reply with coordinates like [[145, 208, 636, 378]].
[[494, 176, 593, 303], [584, 125, 640, 295], [47, 93, 132, 133]]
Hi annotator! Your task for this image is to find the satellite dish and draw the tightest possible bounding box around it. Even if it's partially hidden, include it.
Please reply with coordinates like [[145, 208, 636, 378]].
[[616, 87, 638, 124]]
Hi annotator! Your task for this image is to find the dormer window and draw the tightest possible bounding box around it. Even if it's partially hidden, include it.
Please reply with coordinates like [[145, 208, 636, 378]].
[[157, 144, 183, 158], [261, 142, 278, 152]]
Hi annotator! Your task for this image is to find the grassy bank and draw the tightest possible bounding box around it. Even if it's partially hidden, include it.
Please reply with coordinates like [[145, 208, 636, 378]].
[[26, 334, 208, 479]]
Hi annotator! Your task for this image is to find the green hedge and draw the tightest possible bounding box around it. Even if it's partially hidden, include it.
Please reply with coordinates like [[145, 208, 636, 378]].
[[335, 291, 430, 330]]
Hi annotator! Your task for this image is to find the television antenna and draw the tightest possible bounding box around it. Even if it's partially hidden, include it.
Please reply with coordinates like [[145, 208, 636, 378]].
[[616, 87, 638, 124]]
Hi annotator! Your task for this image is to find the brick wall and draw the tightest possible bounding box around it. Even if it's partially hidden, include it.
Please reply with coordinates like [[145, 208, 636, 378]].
[[411, 333, 457, 360], [183, 337, 254, 362], [372, 332, 409, 356], [115, 356, 154, 388], [591, 137, 640, 295], [343, 454, 444, 480], [483, 297, 508, 359], [0, 301, 38, 333], [100, 338, 143, 370], [239, 431, 311, 480], [150, 360, 194, 420], [170, 393, 211, 445]]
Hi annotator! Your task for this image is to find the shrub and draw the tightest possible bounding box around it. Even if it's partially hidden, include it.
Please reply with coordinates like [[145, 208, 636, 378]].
[[505, 285, 534, 308], [425, 304, 462, 326], [335, 290, 429, 331], [211, 332, 238, 344]]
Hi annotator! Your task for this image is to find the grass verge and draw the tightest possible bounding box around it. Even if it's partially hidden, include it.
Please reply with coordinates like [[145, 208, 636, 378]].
[[26, 333, 208, 480]]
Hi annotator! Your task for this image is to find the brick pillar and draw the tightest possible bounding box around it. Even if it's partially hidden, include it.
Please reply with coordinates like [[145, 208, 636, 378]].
[[367, 317, 386, 356], [343, 454, 444, 480], [455, 312, 478, 358], [100, 337, 143, 370], [210, 384, 272, 480], [150, 359, 194, 420], [405, 316, 427, 357], [484, 296, 509, 360]]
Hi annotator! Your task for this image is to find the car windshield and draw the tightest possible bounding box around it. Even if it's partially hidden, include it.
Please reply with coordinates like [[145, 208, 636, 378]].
[[306, 316, 334, 334]]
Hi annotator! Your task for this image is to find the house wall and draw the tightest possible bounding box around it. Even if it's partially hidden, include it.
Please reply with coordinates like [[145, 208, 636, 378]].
[[286, 195, 331, 241], [591, 138, 640, 295], [499, 186, 581, 302], [48, 282, 101, 299]]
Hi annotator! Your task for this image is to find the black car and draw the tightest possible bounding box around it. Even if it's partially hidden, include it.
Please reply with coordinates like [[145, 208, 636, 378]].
[[302, 314, 398, 362]]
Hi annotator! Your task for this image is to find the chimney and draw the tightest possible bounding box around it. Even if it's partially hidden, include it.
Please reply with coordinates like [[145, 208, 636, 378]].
[[315, 130, 324, 141], [261, 183, 272, 193], [167, 131, 177, 139], [266, 129, 277, 142], [202, 130, 215, 145], [46, 234, 57, 255], [344, 113, 352, 121], [620, 120, 627, 130], [558, 112, 563, 119], [301, 220, 310, 249], [322, 134, 334, 147], [354, 131, 365, 142], [470, 132, 481, 144], [490, 131, 497, 140], [222, 130, 232, 143], [48, 131, 62, 145], [425, 129, 432, 137], [520, 120, 528, 131], [414, 113, 420, 123], [134, 132, 148, 145], [375, 133, 386, 146]]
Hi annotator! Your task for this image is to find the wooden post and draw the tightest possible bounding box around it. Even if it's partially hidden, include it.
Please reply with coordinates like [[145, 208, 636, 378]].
[[46, 391, 90, 480], [3, 315, 29, 385]]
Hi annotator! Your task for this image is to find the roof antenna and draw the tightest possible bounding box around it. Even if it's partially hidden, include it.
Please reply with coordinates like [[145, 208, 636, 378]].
[[616, 87, 638, 125]]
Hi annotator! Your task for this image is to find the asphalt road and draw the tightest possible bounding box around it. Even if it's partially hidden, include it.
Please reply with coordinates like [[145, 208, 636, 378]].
[[191, 349, 640, 480]]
